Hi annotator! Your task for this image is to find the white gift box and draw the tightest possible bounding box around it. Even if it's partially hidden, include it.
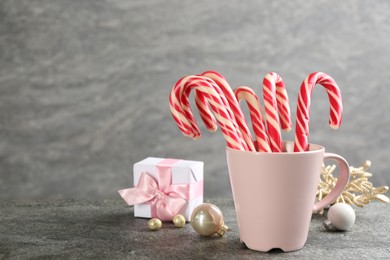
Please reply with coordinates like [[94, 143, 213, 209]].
[[133, 157, 204, 221]]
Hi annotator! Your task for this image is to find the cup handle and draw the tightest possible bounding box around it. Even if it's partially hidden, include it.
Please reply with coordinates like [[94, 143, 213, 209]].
[[313, 153, 350, 213]]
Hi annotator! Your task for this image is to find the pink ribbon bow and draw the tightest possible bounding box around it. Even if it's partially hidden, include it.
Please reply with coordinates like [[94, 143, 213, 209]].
[[118, 159, 203, 221]]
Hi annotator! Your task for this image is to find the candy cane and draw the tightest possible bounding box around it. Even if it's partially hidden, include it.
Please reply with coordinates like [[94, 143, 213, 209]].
[[201, 71, 256, 152], [183, 76, 247, 150], [192, 76, 236, 134], [274, 75, 292, 132], [169, 77, 199, 138], [170, 76, 226, 138], [170, 75, 246, 150], [172, 75, 250, 150], [294, 72, 343, 152], [234, 86, 271, 152], [180, 76, 249, 150], [194, 91, 217, 132], [170, 76, 217, 138], [179, 86, 218, 136], [262, 72, 292, 152]]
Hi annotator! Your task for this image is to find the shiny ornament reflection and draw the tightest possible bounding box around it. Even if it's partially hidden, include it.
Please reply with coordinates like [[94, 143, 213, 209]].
[[190, 203, 228, 237]]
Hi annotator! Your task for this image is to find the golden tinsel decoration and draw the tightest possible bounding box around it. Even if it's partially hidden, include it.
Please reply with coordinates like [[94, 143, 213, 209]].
[[317, 160, 389, 214]]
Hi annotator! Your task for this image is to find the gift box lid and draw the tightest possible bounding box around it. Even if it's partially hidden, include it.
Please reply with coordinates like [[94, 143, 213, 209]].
[[134, 157, 203, 185]]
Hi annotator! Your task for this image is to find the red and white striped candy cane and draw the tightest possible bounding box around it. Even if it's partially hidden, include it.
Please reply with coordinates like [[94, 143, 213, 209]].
[[194, 92, 218, 132], [171, 75, 241, 140], [182, 76, 247, 150], [201, 71, 256, 152], [170, 76, 228, 138], [169, 76, 195, 138], [294, 72, 343, 152], [178, 84, 216, 137], [262, 72, 292, 152], [192, 75, 234, 133], [177, 76, 248, 151], [170, 75, 246, 150], [234, 86, 272, 153]]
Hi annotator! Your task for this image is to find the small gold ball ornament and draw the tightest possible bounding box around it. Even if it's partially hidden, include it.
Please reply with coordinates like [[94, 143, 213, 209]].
[[190, 203, 228, 237], [148, 218, 162, 231], [173, 214, 186, 228]]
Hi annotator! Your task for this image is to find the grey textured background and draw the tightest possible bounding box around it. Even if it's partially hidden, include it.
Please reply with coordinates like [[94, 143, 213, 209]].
[[1, 0, 389, 200]]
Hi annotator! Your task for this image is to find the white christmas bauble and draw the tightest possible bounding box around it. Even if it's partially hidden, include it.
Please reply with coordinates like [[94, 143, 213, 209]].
[[327, 203, 356, 231]]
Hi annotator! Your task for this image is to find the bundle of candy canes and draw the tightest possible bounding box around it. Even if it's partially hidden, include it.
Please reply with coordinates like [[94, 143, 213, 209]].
[[169, 71, 342, 152]]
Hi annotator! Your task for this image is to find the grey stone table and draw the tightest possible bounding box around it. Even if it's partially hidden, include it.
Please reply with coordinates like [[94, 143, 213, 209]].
[[0, 199, 389, 259]]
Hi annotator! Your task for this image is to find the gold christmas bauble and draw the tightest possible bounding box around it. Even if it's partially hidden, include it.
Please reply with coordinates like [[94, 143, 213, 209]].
[[190, 203, 228, 237], [173, 214, 186, 228], [148, 218, 162, 231]]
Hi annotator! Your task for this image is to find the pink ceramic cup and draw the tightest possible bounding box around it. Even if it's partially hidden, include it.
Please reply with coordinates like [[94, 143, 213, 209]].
[[226, 141, 349, 252]]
